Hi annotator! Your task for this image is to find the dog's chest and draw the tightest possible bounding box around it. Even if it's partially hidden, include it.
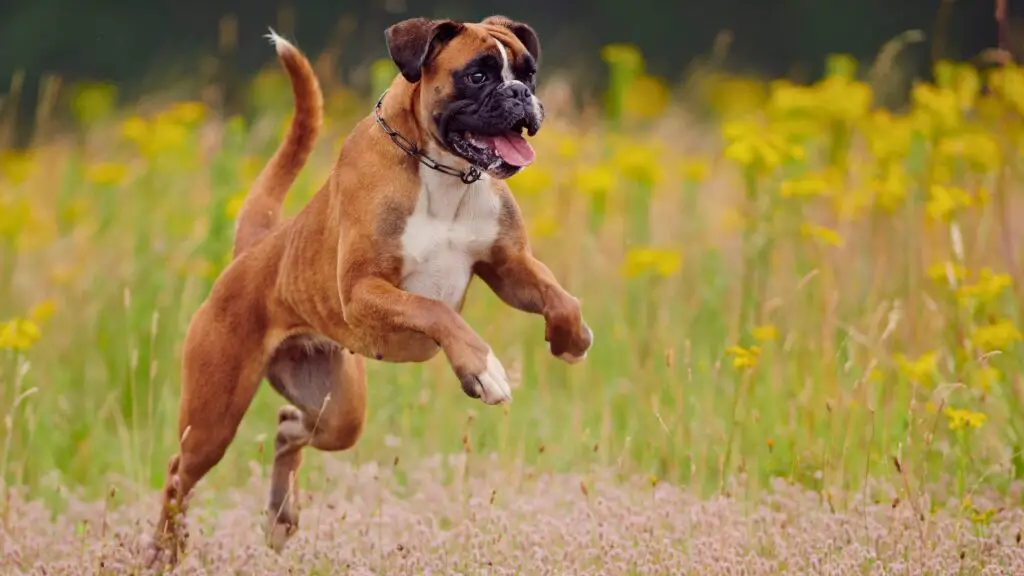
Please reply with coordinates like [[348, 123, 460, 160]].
[[399, 176, 501, 309]]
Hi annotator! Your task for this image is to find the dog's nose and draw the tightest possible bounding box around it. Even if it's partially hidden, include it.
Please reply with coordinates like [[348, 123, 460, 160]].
[[498, 81, 531, 101]]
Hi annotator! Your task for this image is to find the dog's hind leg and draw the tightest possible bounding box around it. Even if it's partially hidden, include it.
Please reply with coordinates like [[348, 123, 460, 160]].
[[262, 336, 368, 552], [148, 302, 266, 568]]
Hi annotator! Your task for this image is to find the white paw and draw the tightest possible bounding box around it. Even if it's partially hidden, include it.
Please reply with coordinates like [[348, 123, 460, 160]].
[[551, 324, 594, 365], [470, 350, 513, 405]]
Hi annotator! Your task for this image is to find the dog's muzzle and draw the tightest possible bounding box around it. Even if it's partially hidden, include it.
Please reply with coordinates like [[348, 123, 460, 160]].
[[441, 81, 545, 178]]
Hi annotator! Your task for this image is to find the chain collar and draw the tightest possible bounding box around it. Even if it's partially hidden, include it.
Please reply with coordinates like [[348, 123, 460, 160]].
[[373, 90, 483, 184]]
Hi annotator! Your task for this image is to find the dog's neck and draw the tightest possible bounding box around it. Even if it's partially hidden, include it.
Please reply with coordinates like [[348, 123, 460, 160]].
[[375, 77, 480, 179]]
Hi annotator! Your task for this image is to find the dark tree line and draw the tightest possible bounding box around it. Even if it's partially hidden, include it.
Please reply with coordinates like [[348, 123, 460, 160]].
[[0, 0, 998, 147]]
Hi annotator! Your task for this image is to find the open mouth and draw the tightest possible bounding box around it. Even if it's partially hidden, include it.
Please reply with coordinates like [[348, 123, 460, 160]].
[[451, 116, 538, 170]]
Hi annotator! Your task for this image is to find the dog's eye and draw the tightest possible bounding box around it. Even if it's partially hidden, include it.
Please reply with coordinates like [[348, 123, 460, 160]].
[[467, 72, 488, 85]]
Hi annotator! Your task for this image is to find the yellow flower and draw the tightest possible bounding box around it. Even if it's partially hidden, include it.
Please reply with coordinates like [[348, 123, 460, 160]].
[[970, 319, 1022, 352], [751, 324, 778, 342], [936, 132, 1001, 174], [866, 165, 910, 212], [0, 317, 42, 351], [956, 268, 1012, 306], [85, 162, 129, 186], [894, 351, 939, 384], [624, 74, 670, 120], [800, 222, 845, 248], [767, 79, 823, 117], [28, 299, 58, 323], [574, 165, 617, 198], [163, 101, 207, 126], [69, 81, 117, 127], [677, 157, 710, 183], [509, 166, 554, 196], [769, 116, 823, 143], [0, 195, 31, 241], [910, 82, 961, 134], [969, 507, 997, 525], [726, 345, 761, 370], [120, 116, 148, 143], [610, 140, 663, 186], [703, 74, 768, 120], [145, 116, 189, 158], [949, 62, 981, 111], [861, 110, 914, 162], [779, 173, 833, 199], [944, 407, 986, 431], [0, 149, 36, 185], [825, 53, 859, 80], [925, 184, 973, 222], [988, 64, 1024, 116], [600, 43, 644, 70], [722, 119, 804, 174], [815, 76, 874, 122], [621, 247, 682, 279]]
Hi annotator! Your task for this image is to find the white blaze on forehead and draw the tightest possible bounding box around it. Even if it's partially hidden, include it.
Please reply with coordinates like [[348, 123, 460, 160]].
[[493, 36, 544, 125], [493, 38, 515, 82]]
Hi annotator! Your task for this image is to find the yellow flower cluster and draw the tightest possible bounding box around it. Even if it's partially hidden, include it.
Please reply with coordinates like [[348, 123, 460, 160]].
[[750, 324, 778, 342], [120, 101, 207, 160], [970, 319, 1022, 352], [955, 268, 1012, 307], [610, 139, 663, 186], [573, 165, 618, 198], [0, 318, 41, 351], [722, 119, 804, 174], [944, 407, 986, 431], [726, 345, 761, 370], [894, 351, 939, 384], [621, 247, 682, 279], [799, 222, 844, 248], [925, 184, 979, 223], [0, 300, 57, 352], [0, 150, 36, 185]]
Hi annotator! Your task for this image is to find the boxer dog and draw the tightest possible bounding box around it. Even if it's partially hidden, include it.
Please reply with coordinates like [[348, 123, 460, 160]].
[[147, 14, 593, 567]]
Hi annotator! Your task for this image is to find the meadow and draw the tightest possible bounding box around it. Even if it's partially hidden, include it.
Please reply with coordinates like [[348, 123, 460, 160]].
[[1, 35, 1024, 574]]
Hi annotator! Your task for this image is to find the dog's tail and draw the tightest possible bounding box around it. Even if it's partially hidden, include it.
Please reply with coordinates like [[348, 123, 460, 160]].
[[232, 29, 323, 259]]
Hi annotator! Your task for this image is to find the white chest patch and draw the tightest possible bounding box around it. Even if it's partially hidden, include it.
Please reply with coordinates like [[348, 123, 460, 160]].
[[399, 167, 501, 309]]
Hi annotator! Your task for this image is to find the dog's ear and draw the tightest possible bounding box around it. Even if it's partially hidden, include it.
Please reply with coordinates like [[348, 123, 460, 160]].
[[385, 18, 465, 83], [483, 15, 541, 63]]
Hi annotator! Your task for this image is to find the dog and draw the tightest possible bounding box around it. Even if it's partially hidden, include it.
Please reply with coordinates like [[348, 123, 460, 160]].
[[146, 14, 593, 567]]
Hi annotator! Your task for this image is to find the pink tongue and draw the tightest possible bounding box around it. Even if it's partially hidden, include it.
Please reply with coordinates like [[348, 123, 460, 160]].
[[484, 132, 535, 167]]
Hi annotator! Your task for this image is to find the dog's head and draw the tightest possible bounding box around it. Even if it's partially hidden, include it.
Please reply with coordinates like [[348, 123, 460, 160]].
[[385, 15, 545, 179]]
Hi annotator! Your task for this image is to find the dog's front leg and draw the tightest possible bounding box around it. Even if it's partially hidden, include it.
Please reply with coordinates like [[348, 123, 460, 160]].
[[342, 276, 512, 404], [473, 253, 593, 364]]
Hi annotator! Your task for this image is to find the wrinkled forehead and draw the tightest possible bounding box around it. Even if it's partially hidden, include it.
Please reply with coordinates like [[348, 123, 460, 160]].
[[430, 23, 535, 76]]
